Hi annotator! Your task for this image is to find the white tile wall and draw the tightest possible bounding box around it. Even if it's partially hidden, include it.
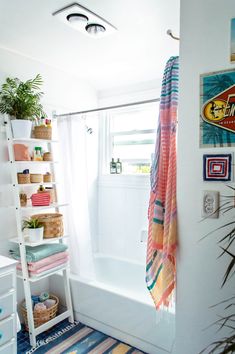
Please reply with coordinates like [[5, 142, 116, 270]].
[[97, 175, 150, 263]]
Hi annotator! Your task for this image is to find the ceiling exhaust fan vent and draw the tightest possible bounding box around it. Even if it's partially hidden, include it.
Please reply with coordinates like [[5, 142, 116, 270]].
[[53, 3, 117, 38]]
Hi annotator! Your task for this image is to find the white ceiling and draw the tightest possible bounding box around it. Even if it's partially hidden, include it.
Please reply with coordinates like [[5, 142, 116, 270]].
[[0, 0, 180, 92]]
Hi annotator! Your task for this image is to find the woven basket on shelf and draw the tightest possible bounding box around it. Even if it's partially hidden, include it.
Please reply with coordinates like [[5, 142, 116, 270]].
[[30, 174, 43, 183], [20, 294, 59, 330], [17, 173, 30, 184], [34, 126, 52, 140], [32, 213, 63, 238], [43, 152, 53, 161], [43, 173, 52, 183]]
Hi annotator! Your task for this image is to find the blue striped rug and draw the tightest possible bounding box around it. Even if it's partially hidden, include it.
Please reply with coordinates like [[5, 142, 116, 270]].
[[17, 320, 145, 354]]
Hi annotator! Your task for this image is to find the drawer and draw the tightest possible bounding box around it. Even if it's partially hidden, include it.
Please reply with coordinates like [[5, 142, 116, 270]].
[[0, 292, 15, 321], [0, 272, 14, 296], [0, 316, 14, 348], [0, 339, 16, 354]]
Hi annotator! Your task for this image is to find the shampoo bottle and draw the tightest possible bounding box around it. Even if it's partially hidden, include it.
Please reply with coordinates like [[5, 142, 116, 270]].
[[116, 158, 122, 174], [110, 158, 116, 174]]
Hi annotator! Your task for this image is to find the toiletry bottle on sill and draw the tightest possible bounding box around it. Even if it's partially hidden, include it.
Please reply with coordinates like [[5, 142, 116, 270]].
[[110, 158, 116, 174], [116, 158, 122, 174]]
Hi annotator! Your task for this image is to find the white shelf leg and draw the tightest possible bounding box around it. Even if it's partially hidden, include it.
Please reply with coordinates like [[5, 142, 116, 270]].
[[62, 268, 74, 323]]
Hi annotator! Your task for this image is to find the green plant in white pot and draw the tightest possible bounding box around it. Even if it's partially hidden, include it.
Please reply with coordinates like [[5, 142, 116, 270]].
[[22, 218, 44, 244], [0, 74, 45, 138]]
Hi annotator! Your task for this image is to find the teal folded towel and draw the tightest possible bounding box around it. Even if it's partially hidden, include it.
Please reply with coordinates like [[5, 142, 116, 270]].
[[9, 243, 68, 262]]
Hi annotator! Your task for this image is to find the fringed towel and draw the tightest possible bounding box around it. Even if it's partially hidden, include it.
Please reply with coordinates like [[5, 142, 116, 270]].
[[146, 56, 179, 309]]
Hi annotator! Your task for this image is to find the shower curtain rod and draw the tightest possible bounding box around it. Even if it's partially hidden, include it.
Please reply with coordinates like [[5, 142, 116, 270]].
[[53, 98, 160, 118]]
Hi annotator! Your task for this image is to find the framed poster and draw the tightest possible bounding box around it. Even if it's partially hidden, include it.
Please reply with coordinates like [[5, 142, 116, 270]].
[[200, 68, 235, 148]]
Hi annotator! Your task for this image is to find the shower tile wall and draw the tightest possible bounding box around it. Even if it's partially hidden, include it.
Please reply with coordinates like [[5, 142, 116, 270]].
[[97, 175, 150, 263]]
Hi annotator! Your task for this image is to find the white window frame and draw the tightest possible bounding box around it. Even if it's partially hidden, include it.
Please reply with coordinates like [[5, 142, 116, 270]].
[[99, 108, 156, 176]]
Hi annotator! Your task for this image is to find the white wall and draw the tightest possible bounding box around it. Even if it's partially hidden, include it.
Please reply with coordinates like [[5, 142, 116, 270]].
[[175, 1, 235, 353], [0, 47, 97, 302]]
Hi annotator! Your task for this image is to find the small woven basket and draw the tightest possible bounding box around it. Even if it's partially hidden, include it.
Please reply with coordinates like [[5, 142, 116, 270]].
[[17, 173, 30, 184], [30, 174, 43, 183], [43, 152, 53, 161], [20, 294, 59, 330], [34, 126, 52, 140], [32, 213, 63, 238], [43, 173, 52, 183]]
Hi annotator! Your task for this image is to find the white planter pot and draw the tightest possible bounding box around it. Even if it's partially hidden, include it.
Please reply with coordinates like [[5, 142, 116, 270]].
[[27, 227, 44, 244], [11, 119, 32, 139]]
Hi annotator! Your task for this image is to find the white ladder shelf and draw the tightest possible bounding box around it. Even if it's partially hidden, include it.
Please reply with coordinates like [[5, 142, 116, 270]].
[[4, 116, 74, 347]]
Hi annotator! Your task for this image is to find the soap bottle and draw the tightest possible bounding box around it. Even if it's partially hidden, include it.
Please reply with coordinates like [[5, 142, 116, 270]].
[[110, 158, 116, 174], [116, 158, 122, 174]]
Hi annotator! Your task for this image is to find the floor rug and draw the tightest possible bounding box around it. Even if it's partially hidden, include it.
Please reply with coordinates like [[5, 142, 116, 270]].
[[17, 320, 145, 354]]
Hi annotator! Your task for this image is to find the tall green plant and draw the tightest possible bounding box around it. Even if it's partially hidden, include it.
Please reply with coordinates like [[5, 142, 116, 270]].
[[201, 186, 235, 353], [0, 74, 45, 120]]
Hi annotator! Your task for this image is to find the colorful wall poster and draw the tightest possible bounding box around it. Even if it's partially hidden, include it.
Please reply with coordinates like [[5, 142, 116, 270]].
[[231, 18, 235, 62], [200, 68, 235, 148]]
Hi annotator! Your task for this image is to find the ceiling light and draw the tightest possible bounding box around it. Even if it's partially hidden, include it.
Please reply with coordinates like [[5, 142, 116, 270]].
[[67, 13, 89, 24], [86, 23, 106, 36], [53, 3, 117, 38]]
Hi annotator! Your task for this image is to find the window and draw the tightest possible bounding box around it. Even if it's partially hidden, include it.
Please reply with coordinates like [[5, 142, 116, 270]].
[[101, 102, 159, 174]]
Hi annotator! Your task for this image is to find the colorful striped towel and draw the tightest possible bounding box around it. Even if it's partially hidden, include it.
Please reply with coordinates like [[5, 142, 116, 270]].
[[146, 56, 179, 309]]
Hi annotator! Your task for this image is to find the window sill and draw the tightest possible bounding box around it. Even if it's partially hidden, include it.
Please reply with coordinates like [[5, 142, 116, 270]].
[[98, 174, 150, 189]]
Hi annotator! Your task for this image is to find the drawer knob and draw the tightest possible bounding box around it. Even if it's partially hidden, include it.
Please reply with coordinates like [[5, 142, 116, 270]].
[[0, 308, 2, 314], [0, 332, 2, 340]]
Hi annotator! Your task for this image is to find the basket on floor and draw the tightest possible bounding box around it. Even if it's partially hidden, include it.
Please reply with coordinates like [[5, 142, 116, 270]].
[[31, 213, 63, 238], [20, 294, 59, 330], [34, 126, 52, 140]]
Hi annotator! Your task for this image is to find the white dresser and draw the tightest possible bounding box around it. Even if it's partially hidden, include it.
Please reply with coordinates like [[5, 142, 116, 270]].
[[0, 256, 17, 354]]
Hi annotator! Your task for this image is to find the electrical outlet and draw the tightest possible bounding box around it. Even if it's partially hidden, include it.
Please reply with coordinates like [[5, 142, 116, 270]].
[[202, 190, 219, 219]]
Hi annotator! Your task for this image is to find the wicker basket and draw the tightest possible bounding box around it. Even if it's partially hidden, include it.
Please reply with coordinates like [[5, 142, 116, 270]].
[[20, 294, 59, 330], [43, 152, 53, 161], [43, 173, 52, 183], [30, 174, 43, 183], [34, 126, 52, 140], [17, 173, 30, 184], [32, 213, 63, 238]]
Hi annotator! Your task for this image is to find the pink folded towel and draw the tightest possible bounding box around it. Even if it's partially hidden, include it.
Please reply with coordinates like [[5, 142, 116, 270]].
[[28, 251, 68, 271], [29, 257, 68, 275], [17, 255, 69, 274]]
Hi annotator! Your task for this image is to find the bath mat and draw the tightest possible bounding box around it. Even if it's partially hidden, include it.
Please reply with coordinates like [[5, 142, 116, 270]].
[[17, 319, 145, 354]]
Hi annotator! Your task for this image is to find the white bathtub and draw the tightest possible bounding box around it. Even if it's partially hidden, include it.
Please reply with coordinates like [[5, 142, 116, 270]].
[[51, 254, 175, 354]]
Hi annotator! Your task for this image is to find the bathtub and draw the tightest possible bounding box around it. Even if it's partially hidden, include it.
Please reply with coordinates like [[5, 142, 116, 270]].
[[51, 254, 175, 354]]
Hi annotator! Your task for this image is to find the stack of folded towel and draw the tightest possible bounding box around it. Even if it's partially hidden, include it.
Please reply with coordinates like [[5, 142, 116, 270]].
[[9, 243, 69, 277]]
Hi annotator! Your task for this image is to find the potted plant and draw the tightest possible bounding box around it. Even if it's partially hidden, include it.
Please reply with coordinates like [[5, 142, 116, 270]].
[[0, 74, 45, 138], [22, 217, 44, 243]]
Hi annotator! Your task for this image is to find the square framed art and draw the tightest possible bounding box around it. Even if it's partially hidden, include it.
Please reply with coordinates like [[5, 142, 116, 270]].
[[203, 154, 232, 181]]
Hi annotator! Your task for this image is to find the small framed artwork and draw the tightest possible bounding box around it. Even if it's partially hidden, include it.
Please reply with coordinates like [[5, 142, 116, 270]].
[[203, 154, 232, 181], [231, 18, 235, 62]]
